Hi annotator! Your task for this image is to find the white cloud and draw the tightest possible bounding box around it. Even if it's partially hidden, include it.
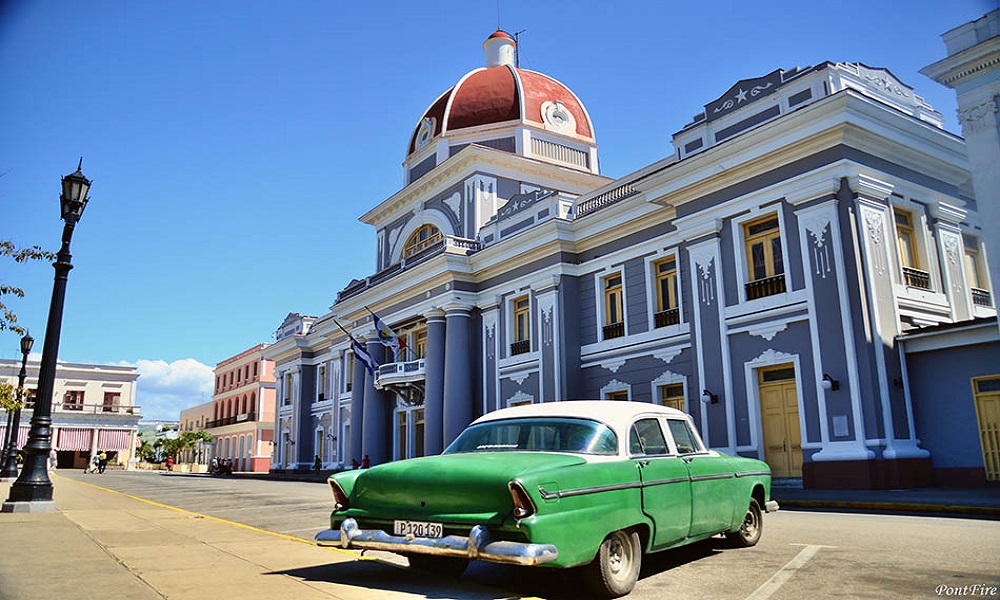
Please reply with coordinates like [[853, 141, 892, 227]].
[[124, 359, 214, 422]]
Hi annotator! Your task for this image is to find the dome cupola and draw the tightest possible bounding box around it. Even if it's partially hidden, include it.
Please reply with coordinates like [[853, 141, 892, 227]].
[[404, 31, 599, 181]]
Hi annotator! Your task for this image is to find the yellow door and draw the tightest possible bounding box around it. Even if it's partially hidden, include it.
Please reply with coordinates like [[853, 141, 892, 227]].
[[759, 365, 802, 478], [973, 377, 1000, 481]]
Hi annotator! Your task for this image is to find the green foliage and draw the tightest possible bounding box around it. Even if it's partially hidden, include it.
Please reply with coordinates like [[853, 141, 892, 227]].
[[1, 240, 56, 337], [160, 430, 214, 460], [0, 381, 26, 411]]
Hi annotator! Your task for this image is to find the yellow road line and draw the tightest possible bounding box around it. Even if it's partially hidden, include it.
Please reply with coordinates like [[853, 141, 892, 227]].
[[55, 474, 368, 559]]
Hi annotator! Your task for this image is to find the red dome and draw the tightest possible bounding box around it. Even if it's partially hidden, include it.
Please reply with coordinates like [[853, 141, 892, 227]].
[[407, 65, 594, 156]]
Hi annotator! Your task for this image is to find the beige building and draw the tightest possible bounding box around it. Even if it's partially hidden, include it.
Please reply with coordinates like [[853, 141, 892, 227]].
[[177, 400, 215, 468], [0, 359, 140, 469]]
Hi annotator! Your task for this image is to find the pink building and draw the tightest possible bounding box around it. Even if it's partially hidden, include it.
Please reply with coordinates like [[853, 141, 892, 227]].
[[208, 344, 276, 472]]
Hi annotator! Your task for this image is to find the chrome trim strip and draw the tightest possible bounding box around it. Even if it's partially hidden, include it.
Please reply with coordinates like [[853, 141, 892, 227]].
[[735, 470, 772, 478], [538, 481, 642, 500], [689, 473, 736, 482], [315, 518, 558, 566], [642, 476, 691, 487]]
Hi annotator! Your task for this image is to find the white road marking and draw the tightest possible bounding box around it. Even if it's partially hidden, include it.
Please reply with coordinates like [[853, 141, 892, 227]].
[[744, 544, 835, 600]]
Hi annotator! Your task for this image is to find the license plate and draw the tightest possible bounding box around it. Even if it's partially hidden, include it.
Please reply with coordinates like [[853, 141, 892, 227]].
[[393, 519, 443, 538]]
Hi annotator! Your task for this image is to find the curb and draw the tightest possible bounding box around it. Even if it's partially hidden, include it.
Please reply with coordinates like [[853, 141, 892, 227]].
[[775, 499, 1000, 518]]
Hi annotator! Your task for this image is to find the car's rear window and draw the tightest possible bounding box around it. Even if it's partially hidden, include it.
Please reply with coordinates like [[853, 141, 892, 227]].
[[444, 417, 619, 456]]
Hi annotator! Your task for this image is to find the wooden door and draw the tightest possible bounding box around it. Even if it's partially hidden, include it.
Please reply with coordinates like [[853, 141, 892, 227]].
[[759, 365, 802, 478], [973, 377, 1000, 481]]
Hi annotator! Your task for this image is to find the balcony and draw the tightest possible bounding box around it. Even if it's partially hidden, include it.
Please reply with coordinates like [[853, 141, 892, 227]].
[[902, 267, 931, 290], [653, 308, 680, 328], [374, 359, 426, 405], [206, 412, 256, 429], [602, 321, 625, 340], [972, 287, 993, 307], [745, 273, 786, 300], [13, 402, 140, 417], [510, 339, 531, 356]]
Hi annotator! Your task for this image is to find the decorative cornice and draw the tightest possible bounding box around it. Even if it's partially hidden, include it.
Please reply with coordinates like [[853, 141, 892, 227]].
[[957, 98, 999, 134], [849, 173, 894, 201]]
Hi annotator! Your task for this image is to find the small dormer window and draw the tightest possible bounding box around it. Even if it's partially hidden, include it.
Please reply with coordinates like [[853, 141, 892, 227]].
[[415, 118, 435, 150], [403, 224, 442, 258]]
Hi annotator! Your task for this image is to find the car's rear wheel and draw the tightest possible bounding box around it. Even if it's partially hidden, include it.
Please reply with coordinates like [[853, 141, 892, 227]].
[[726, 498, 763, 547], [583, 529, 642, 598], [406, 554, 469, 578]]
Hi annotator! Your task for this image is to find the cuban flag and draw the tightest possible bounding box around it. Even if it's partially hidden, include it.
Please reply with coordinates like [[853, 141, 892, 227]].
[[352, 338, 378, 376]]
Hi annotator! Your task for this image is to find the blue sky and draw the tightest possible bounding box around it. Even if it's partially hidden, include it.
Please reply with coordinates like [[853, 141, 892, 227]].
[[1, 0, 995, 420]]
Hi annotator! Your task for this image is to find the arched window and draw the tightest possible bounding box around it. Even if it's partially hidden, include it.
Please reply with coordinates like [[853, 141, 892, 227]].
[[226, 398, 233, 418], [403, 224, 442, 258], [242, 395, 248, 414]]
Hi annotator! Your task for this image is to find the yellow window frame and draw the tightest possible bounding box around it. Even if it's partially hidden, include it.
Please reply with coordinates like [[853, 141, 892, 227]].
[[743, 215, 783, 281]]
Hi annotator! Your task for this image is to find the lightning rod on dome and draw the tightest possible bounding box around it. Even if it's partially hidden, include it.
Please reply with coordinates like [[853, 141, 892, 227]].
[[513, 29, 526, 68]]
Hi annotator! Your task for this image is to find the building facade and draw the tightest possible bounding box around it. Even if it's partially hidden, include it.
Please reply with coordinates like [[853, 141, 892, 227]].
[[177, 400, 214, 467], [265, 32, 996, 487], [207, 344, 276, 472], [0, 359, 140, 469]]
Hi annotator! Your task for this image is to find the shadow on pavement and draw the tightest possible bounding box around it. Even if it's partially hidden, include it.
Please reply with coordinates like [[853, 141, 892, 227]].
[[268, 559, 516, 600]]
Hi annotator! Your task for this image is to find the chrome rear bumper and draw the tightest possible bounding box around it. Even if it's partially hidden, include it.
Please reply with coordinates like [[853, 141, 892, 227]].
[[315, 518, 558, 566], [765, 500, 780, 513]]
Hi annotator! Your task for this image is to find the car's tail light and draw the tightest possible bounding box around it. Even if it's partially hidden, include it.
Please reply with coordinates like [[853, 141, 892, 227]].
[[330, 480, 350, 511], [508, 480, 536, 520]]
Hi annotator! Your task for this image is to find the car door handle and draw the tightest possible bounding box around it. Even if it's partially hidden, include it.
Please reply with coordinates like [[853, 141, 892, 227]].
[[636, 460, 650, 467], [681, 456, 693, 463]]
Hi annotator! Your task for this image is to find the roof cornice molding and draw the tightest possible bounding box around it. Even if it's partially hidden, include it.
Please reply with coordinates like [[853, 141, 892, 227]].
[[920, 36, 1000, 89], [637, 91, 969, 210], [362, 145, 610, 226]]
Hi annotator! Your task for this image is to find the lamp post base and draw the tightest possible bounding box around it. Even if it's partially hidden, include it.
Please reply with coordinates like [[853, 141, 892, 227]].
[[1, 500, 56, 513]]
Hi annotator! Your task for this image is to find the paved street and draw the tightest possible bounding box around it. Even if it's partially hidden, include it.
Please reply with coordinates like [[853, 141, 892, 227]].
[[51, 470, 1000, 600]]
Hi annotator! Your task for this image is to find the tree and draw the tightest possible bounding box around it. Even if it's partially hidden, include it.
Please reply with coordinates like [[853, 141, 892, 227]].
[[1, 240, 56, 336], [161, 431, 214, 460], [0, 381, 25, 412]]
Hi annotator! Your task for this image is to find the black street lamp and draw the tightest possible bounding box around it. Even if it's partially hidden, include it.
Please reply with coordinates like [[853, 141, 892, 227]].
[[2, 160, 90, 513], [0, 333, 35, 480]]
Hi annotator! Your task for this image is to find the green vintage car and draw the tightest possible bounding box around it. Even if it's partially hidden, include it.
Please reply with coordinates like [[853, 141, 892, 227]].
[[315, 401, 778, 598]]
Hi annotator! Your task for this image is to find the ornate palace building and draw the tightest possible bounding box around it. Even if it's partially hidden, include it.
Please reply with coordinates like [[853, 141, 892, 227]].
[[265, 30, 997, 488]]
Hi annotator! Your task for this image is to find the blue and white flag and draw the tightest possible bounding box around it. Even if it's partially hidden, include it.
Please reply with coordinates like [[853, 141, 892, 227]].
[[352, 338, 378, 376]]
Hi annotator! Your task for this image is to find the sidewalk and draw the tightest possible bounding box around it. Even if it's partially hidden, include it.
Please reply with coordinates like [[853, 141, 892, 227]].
[[0, 476, 513, 600], [771, 486, 1000, 518]]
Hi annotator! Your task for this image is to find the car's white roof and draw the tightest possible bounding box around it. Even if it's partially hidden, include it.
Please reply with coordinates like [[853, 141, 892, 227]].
[[472, 400, 690, 435]]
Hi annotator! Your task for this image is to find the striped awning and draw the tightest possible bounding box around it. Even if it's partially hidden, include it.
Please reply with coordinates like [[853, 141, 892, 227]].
[[98, 429, 133, 451], [58, 428, 92, 451], [0, 426, 29, 448]]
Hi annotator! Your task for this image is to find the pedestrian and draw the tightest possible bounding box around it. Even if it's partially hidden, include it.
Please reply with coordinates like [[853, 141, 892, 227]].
[[361, 454, 370, 469], [165, 456, 173, 472], [210, 456, 219, 474], [86, 453, 99, 474], [48, 447, 57, 472], [97, 450, 108, 474], [351, 458, 360, 470], [313, 455, 322, 472]]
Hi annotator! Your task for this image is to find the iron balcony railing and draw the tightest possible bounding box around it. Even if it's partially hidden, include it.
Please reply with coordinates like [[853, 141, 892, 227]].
[[653, 308, 680, 328], [510, 339, 531, 356], [745, 273, 786, 300], [14, 401, 141, 416], [602, 321, 625, 340], [971, 287, 993, 307], [206, 412, 257, 428], [902, 267, 931, 290]]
